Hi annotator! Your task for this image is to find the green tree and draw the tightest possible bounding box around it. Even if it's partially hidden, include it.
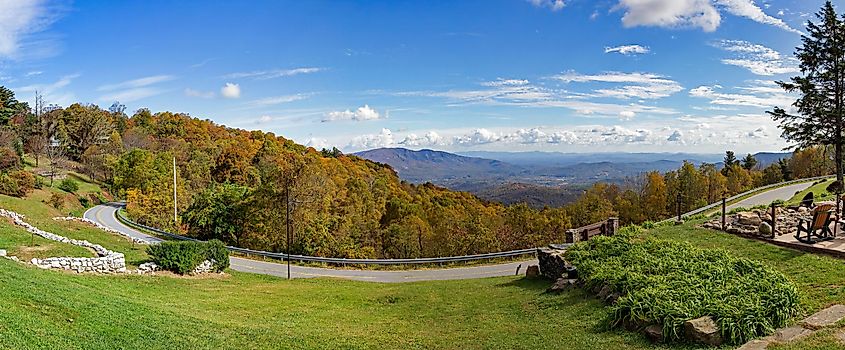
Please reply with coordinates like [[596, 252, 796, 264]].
[[770, 1, 845, 186], [182, 183, 250, 245], [741, 153, 758, 170]]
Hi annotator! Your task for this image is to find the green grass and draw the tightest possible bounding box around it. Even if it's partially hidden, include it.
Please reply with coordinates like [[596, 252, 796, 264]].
[[0, 189, 148, 266], [786, 179, 836, 206]]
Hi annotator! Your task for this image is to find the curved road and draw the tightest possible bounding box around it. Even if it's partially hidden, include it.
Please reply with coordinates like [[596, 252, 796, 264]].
[[724, 182, 814, 212], [84, 204, 536, 282]]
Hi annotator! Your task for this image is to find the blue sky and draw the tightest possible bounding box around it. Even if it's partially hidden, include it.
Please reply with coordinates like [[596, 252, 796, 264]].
[[0, 0, 834, 153]]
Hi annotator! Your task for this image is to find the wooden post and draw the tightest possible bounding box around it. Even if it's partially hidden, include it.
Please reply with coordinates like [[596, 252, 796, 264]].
[[565, 229, 576, 243], [771, 202, 777, 239], [676, 193, 682, 222], [607, 217, 619, 236], [721, 195, 726, 231]]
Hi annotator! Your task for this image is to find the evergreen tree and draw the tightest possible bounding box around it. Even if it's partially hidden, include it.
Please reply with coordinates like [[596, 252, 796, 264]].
[[741, 153, 758, 170], [770, 1, 845, 185]]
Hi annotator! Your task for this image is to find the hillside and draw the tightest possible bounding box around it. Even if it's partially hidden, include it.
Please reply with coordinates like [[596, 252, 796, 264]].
[[353, 148, 526, 183]]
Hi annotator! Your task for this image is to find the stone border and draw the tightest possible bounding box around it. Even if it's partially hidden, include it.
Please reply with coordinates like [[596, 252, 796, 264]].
[[738, 304, 845, 349], [0, 209, 126, 273]]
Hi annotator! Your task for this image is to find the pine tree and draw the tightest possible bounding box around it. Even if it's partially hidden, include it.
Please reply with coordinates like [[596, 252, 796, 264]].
[[770, 1, 845, 185]]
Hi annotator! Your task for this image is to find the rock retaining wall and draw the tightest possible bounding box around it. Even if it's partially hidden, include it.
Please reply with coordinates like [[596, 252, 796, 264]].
[[0, 209, 126, 273]]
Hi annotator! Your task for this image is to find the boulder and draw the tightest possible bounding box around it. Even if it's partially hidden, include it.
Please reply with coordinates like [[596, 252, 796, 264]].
[[759, 222, 772, 236], [684, 316, 722, 346], [644, 325, 663, 343], [547, 278, 578, 293], [737, 212, 762, 226], [537, 247, 569, 280], [597, 284, 612, 299], [0, 249, 5, 257], [525, 265, 540, 278]]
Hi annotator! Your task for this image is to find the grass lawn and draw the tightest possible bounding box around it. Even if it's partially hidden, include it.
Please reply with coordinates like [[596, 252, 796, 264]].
[[4, 186, 845, 348], [0, 190, 148, 266], [785, 179, 836, 206]]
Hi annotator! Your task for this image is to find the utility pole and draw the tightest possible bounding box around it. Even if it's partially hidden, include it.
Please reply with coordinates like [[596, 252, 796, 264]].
[[173, 157, 178, 226]]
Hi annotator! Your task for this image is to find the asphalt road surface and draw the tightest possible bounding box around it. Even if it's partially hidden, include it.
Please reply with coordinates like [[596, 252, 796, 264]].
[[724, 182, 814, 212], [84, 204, 536, 282]]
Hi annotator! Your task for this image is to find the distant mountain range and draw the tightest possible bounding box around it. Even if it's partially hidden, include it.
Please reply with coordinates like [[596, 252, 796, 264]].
[[354, 148, 792, 208]]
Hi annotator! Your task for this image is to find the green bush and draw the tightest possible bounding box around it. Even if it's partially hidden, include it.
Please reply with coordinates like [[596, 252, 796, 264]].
[[78, 196, 90, 208], [147, 240, 229, 274], [58, 178, 79, 193], [0, 173, 21, 197], [565, 234, 799, 345]]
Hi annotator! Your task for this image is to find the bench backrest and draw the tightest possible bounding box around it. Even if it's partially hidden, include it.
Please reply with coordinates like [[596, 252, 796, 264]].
[[811, 204, 834, 230]]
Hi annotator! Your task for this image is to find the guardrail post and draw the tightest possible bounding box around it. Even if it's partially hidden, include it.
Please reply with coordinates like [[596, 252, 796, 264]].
[[607, 217, 618, 236], [565, 229, 577, 243], [721, 195, 726, 231], [770, 202, 777, 238]]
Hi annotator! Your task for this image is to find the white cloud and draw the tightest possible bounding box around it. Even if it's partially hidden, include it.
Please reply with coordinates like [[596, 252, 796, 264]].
[[224, 67, 323, 80], [616, 0, 721, 32], [454, 128, 501, 146], [713, 40, 798, 76], [184, 88, 215, 98], [689, 80, 793, 108], [99, 88, 162, 103], [305, 137, 330, 150], [347, 128, 395, 150], [715, 0, 803, 35], [527, 0, 565, 11], [14, 73, 80, 107], [553, 71, 683, 99], [401, 131, 444, 147], [0, 0, 56, 58], [248, 94, 309, 107], [604, 44, 650, 55], [323, 104, 383, 122], [97, 75, 174, 91], [667, 130, 683, 142], [619, 110, 636, 120], [221, 83, 241, 99]]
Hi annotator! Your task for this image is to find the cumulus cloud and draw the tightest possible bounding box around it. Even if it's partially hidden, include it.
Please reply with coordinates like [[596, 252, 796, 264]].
[[0, 0, 57, 59], [323, 104, 383, 122], [221, 83, 241, 99], [347, 128, 395, 149], [454, 129, 501, 146], [305, 137, 330, 150], [527, 0, 565, 11], [223, 67, 323, 80], [713, 40, 798, 76], [667, 130, 683, 142], [553, 71, 683, 99], [619, 110, 636, 120], [617, 0, 721, 32], [604, 44, 650, 55], [400, 131, 444, 147]]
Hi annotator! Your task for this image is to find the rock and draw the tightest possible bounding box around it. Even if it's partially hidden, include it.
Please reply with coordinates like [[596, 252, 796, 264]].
[[737, 212, 762, 226], [737, 339, 771, 350], [0, 249, 5, 257], [772, 325, 813, 343], [547, 278, 578, 293], [802, 304, 845, 330], [537, 247, 569, 280], [525, 265, 540, 278], [605, 292, 623, 304], [758, 222, 772, 236], [644, 324, 663, 343], [684, 316, 722, 346]]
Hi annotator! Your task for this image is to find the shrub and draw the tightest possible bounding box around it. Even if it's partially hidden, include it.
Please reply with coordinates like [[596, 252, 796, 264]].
[[147, 240, 229, 274], [9, 170, 35, 195], [565, 234, 799, 345], [78, 196, 90, 208], [0, 147, 20, 172], [0, 173, 21, 197], [58, 178, 79, 193], [34, 175, 44, 189], [48, 192, 64, 209]]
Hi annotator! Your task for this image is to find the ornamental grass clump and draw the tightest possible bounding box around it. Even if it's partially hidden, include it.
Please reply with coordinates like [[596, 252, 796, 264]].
[[564, 231, 800, 345]]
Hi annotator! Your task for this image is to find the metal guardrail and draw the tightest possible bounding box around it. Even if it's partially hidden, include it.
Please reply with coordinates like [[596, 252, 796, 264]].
[[656, 175, 834, 224], [114, 208, 541, 265]]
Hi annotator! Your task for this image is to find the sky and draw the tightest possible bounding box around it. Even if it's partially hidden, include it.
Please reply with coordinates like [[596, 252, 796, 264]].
[[0, 0, 836, 154]]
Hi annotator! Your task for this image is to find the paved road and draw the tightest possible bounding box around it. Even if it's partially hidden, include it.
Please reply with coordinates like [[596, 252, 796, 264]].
[[725, 182, 814, 212], [84, 204, 535, 282]]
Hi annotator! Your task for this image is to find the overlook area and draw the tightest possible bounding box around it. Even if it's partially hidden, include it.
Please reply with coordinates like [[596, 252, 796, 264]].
[[4, 0, 845, 349]]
